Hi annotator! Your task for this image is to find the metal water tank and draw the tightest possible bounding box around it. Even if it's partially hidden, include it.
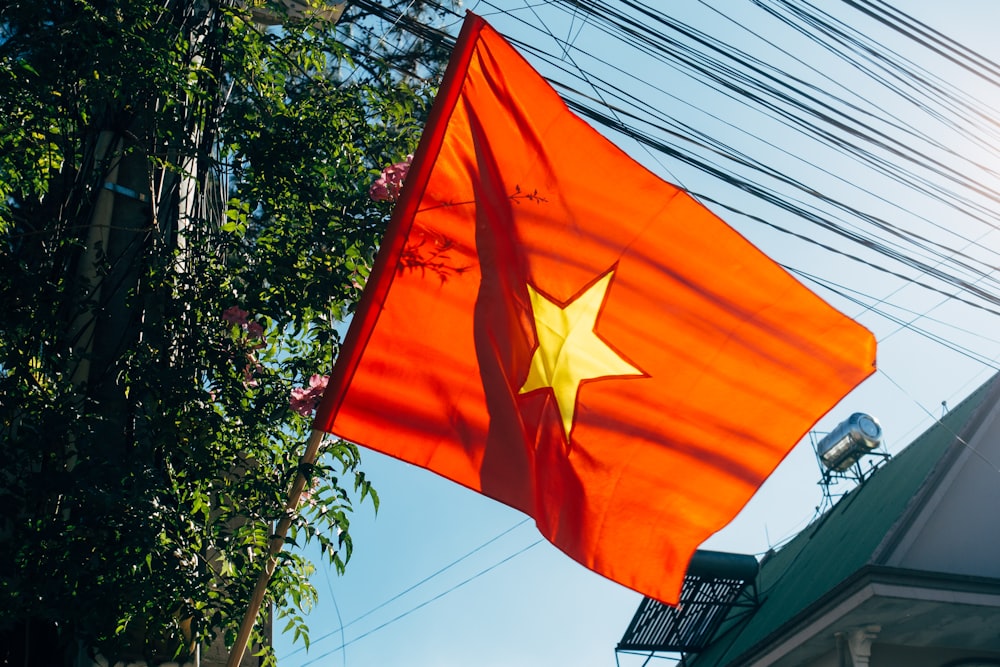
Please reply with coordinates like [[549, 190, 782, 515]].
[[816, 412, 882, 472]]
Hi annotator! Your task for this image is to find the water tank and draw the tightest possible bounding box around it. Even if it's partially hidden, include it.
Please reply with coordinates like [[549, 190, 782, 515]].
[[816, 413, 882, 472]]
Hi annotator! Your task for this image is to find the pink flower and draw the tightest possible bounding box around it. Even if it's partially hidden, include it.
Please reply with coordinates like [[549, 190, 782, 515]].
[[301, 477, 320, 507], [246, 321, 265, 339], [242, 360, 263, 388], [222, 306, 249, 326], [369, 155, 412, 202], [289, 374, 329, 416]]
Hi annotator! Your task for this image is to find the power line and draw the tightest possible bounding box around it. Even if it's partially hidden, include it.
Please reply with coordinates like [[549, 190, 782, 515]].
[[294, 539, 544, 666], [373, 0, 1000, 307], [281, 518, 533, 660]]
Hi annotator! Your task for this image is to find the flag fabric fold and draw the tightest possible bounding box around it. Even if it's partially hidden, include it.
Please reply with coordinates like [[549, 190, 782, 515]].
[[314, 12, 876, 604]]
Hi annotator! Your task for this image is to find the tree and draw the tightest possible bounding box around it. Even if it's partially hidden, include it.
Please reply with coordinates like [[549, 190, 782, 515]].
[[0, 0, 454, 664]]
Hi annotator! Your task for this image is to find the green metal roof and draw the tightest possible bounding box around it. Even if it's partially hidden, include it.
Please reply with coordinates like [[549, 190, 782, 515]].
[[687, 374, 998, 667]]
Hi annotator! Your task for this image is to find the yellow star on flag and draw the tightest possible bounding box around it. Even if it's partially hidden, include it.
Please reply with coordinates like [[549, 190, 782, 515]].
[[519, 270, 644, 439]]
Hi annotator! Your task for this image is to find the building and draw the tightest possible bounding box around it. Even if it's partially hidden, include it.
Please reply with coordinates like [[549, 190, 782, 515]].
[[617, 374, 1000, 667]]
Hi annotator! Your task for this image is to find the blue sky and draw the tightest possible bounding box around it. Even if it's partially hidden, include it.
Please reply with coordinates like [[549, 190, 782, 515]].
[[273, 2, 1000, 665]]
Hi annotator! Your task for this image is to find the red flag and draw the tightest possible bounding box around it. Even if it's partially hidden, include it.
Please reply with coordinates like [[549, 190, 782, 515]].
[[314, 13, 875, 604]]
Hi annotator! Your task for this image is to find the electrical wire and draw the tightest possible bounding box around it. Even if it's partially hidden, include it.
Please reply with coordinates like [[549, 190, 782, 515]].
[[294, 539, 544, 666], [879, 367, 1000, 474], [426, 0, 1000, 334], [280, 518, 533, 660]]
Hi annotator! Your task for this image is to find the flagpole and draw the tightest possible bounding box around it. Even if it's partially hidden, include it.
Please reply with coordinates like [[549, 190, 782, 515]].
[[226, 428, 326, 667]]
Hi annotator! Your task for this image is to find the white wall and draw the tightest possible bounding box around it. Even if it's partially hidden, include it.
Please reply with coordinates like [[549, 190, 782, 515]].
[[885, 398, 1000, 578]]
